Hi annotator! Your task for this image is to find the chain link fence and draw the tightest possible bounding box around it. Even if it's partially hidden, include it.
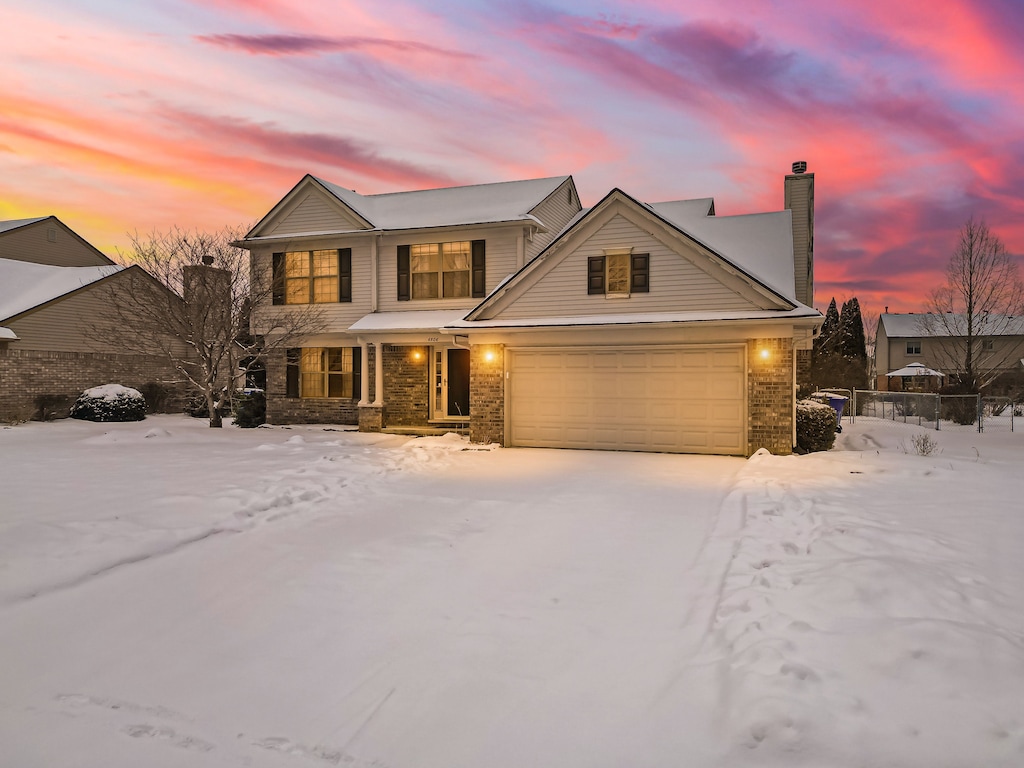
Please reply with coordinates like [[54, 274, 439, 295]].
[[822, 391, 1022, 433]]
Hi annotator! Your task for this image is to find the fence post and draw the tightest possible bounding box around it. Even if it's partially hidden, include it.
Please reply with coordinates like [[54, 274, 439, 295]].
[[977, 394, 983, 433], [936, 394, 941, 430]]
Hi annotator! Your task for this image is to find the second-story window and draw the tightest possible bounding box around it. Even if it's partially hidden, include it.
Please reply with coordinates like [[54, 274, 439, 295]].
[[287, 250, 337, 304], [411, 242, 471, 299], [398, 240, 486, 301], [272, 249, 352, 305]]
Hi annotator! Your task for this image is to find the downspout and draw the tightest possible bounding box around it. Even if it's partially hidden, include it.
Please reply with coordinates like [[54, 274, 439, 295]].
[[371, 234, 380, 312]]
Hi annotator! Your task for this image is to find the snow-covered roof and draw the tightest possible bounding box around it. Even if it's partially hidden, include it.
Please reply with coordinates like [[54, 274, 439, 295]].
[[0, 258, 123, 321], [446, 306, 820, 331], [348, 309, 470, 333], [313, 175, 570, 231], [0, 217, 47, 235], [886, 363, 945, 377], [880, 313, 1024, 338], [0, 326, 18, 340], [649, 202, 796, 304]]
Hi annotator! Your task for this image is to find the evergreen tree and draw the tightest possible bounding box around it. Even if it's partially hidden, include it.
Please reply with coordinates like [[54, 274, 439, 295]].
[[814, 297, 840, 358], [808, 296, 868, 392], [837, 297, 867, 362]]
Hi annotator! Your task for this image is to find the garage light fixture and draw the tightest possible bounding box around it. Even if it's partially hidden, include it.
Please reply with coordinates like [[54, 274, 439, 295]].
[[759, 348, 771, 361], [483, 349, 496, 363]]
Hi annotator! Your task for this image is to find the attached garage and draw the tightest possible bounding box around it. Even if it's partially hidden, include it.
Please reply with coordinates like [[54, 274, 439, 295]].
[[507, 345, 747, 455]]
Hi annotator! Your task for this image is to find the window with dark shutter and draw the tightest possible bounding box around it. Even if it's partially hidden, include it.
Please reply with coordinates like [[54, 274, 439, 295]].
[[338, 248, 352, 302], [588, 256, 605, 294], [272, 253, 285, 305], [630, 253, 650, 293], [285, 348, 300, 397], [397, 245, 410, 301], [471, 240, 486, 298]]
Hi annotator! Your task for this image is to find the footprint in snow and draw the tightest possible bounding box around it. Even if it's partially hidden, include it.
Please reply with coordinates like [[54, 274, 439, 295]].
[[124, 724, 214, 752]]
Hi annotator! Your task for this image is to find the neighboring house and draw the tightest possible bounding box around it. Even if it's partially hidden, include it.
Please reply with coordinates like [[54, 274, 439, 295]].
[[875, 312, 1024, 392], [0, 216, 183, 420], [240, 164, 820, 456]]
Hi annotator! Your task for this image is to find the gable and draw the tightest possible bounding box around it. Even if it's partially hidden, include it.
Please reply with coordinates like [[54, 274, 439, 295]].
[[475, 197, 789, 322], [0, 217, 114, 267], [260, 187, 371, 237]]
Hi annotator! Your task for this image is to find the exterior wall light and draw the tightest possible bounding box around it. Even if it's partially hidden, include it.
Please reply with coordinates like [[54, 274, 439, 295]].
[[483, 350, 496, 363], [411, 350, 423, 362], [760, 348, 771, 361]]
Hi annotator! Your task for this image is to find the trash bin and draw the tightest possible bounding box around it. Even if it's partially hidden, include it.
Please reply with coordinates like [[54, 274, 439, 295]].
[[814, 392, 848, 433]]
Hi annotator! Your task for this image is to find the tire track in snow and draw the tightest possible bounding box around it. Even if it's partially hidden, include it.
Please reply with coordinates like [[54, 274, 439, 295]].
[[8, 527, 233, 604]]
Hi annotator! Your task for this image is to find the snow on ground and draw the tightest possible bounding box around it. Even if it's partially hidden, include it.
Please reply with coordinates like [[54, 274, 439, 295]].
[[0, 415, 1022, 766]]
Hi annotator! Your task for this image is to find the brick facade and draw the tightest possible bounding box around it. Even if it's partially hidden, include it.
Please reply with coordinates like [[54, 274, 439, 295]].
[[0, 348, 186, 422], [747, 337, 795, 455], [264, 346, 376, 425], [380, 345, 430, 427], [469, 344, 504, 445]]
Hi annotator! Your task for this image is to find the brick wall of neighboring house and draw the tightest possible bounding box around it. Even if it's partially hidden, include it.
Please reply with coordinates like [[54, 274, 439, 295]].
[[470, 344, 504, 445], [264, 347, 376, 425], [0, 349, 186, 422], [747, 337, 795, 455], [381, 345, 430, 427]]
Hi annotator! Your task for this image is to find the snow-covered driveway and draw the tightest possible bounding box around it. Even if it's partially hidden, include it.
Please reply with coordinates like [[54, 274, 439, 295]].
[[0, 418, 743, 767]]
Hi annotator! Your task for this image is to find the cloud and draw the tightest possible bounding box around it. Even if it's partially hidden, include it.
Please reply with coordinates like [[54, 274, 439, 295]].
[[196, 33, 478, 60], [154, 107, 459, 189]]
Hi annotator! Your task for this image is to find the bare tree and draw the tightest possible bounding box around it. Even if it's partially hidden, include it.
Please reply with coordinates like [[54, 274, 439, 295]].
[[922, 217, 1024, 392], [96, 227, 324, 427]]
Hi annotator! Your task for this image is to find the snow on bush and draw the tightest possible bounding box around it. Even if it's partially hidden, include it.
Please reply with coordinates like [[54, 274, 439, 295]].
[[69, 384, 147, 422], [796, 398, 836, 452]]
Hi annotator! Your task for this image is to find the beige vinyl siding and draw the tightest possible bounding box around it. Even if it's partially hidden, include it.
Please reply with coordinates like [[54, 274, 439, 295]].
[[784, 174, 813, 306], [526, 178, 581, 262], [251, 245, 373, 332], [6, 276, 148, 353], [377, 227, 519, 312], [497, 214, 760, 319], [266, 190, 368, 237], [0, 221, 112, 266]]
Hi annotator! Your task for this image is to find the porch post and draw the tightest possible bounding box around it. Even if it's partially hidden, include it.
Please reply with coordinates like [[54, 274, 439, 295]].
[[373, 342, 384, 406], [357, 338, 370, 406]]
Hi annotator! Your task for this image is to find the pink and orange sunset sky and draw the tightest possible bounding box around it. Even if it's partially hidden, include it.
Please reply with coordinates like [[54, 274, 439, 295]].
[[2, 0, 1023, 318]]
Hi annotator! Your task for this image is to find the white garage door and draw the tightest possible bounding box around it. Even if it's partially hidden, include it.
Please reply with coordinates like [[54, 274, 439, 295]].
[[508, 345, 746, 455]]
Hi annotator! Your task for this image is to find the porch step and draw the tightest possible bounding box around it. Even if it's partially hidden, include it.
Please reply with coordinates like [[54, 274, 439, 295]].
[[382, 426, 469, 437]]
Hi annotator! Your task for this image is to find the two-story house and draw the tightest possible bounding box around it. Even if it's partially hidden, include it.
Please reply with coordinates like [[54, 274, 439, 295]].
[[240, 164, 820, 456], [876, 312, 1024, 392]]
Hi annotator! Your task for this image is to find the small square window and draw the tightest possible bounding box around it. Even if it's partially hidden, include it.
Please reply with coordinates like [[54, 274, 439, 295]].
[[906, 341, 922, 355]]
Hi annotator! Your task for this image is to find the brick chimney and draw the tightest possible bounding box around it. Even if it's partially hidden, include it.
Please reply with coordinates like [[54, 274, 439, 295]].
[[784, 161, 814, 307]]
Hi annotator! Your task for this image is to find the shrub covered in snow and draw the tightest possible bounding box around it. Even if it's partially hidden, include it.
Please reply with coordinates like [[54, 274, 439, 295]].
[[69, 384, 147, 422], [796, 398, 837, 452], [183, 392, 210, 419], [232, 390, 266, 428]]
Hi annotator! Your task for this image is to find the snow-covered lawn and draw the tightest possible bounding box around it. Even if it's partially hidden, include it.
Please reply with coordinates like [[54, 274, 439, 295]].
[[1, 416, 1022, 767]]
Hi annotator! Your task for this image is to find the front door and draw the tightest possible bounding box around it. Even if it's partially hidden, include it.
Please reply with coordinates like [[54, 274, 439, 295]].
[[433, 347, 470, 420]]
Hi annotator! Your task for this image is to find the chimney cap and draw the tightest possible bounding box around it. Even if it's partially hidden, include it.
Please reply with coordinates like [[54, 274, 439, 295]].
[[791, 161, 808, 174]]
